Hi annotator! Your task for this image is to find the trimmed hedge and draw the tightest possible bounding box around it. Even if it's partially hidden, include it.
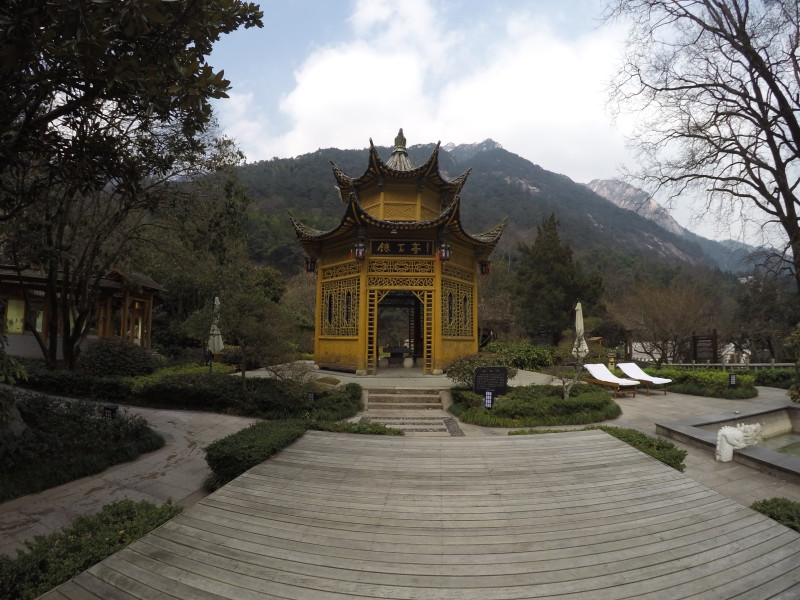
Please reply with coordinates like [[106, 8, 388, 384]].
[[751, 497, 800, 532], [638, 367, 758, 398], [0, 499, 181, 600], [308, 382, 363, 421], [0, 394, 164, 503], [449, 384, 621, 428], [445, 353, 518, 388], [482, 341, 557, 371], [77, 338, 161, 377], [751, 369, 796, 389], [204, 419, 308, 489], [17, 360, 315, 417]]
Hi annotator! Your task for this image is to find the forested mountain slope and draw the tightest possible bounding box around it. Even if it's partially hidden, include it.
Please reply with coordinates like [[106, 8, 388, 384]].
[[236, 141, 754, 277]]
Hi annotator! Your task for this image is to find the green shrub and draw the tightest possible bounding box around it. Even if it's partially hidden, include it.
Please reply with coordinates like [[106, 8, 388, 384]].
[[219, 346, 261, 371], [245, 377, 307, 419], [445, 353, 517, 388], [17, 360, 95, 397], [132, 371, 241, 410], [309, 383, 363, 421], [751, 369, 796, 389], [0, 350, 26, 384], [204, 419, 308, 490], [646, 367, 757, 398], [127, 363, 237, 394], [483, 341, 556, 370], [450, 384, 621, 427], [0, 499, 181, 600], [751, 497, 800, 532], [17, 359, 337, 419], [77, 338, 160, 377], [0, 387, 16, 424], [0, 395, 164, 502], [450, 389, 484, 410]]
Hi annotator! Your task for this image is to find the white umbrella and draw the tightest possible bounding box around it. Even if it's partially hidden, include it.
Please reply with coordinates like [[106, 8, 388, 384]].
[[572, 301, 589, 359], [208, 296, 224, 355]]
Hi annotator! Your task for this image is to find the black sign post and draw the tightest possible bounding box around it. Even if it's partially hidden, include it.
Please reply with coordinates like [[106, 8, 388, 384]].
[[473, 367, 508, 409]]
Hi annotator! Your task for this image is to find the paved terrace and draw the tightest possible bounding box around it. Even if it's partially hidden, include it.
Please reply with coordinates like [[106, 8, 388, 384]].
[[2, 368, 799, 598]]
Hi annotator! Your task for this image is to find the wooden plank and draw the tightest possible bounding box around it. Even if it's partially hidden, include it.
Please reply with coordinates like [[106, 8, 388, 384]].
[[36, 432, 800, 600]]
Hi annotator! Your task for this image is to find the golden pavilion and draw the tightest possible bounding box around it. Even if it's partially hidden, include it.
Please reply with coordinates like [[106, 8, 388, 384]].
[[291, 130, 505, 375]]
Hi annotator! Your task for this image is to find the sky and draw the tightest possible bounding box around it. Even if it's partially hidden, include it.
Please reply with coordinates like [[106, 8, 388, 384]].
[[207, 0, 772, 243]]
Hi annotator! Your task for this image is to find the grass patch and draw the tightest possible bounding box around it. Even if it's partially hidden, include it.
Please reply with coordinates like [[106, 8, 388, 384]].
[[751, 497, 800, 532], [510, 425, 687, 472], [0, 499, 181, 600]]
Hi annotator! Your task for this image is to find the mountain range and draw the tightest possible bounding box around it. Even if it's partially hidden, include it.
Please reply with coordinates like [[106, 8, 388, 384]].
[[236, 139, 757, 276]]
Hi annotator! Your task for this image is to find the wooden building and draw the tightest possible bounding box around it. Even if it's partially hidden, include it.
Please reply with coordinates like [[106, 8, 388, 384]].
[[291, 130, 505, 375], [0, 266, 162, 359]]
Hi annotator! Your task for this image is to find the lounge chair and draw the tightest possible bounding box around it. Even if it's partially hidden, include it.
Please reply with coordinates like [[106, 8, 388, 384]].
[[582, 363, 639, 398], [618, 363, 671, 395]]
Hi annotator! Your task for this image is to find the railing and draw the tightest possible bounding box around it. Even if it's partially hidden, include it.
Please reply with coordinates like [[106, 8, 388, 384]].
[[655, 361, 795, 371]]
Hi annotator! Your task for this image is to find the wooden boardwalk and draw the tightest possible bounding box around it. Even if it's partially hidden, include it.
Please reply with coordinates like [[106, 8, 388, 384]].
[[44, 430, 800, 599]]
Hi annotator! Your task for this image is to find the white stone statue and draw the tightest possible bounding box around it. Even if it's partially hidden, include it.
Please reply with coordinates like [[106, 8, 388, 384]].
[[715, 423, 762, 462]]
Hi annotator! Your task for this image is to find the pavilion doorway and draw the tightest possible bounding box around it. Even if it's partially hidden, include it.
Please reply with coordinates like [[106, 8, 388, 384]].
[[367, 289, 433, 375]]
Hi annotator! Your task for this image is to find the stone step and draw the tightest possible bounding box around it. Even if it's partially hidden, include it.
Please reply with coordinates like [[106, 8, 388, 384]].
[[368, 403, 443, 410], [368, 394, 442, 404], [367, 388, 445, 395], [366, 388, 444, 411], [359, 415, 465, 437]]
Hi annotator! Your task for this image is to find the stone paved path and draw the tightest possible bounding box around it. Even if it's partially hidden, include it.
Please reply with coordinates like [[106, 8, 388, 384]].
[[0, 406, 259, 557]]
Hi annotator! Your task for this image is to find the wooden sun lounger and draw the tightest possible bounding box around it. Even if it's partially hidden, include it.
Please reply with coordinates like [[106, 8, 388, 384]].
[[582, 363, 638, 398], [617, 363, 671, 395]]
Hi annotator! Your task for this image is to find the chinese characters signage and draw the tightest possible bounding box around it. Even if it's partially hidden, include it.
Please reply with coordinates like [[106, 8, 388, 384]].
[[370, 240, 434, 256]]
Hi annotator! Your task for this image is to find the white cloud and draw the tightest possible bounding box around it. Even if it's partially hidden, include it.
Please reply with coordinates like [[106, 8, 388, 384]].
[[219, 0, 630, 183]]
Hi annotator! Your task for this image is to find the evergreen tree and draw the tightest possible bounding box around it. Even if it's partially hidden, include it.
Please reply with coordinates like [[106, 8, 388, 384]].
[[516, 215, 602, 345]]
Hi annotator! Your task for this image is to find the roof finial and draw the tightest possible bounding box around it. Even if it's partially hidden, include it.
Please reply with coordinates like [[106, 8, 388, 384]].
[[386, 128, 413, 171], [394, 128, 406, 151]]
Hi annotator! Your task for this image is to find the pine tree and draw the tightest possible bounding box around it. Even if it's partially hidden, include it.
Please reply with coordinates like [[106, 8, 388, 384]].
[[516, 215, 602, 345]]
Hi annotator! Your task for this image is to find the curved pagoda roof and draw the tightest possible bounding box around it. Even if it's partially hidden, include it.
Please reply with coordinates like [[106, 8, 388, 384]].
[[290, 130, 506, 260], [330, 128, 470, 207]]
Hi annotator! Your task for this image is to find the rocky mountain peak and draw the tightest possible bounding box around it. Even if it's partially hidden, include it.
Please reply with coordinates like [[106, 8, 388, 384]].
[[442, 139, 503, 163], [586, 179, 685, 237]]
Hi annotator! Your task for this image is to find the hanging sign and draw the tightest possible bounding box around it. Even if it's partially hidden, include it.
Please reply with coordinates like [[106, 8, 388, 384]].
[[370, 240, 434, 256]]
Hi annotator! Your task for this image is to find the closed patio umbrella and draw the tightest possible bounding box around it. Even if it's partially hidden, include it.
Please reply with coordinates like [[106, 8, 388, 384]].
[[572, 301, 589, 360], [208, 296, 224, 355]]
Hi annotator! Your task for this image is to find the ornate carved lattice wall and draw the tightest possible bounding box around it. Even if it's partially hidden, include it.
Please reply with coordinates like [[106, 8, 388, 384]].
[[441, 265, 474, 337], [321, 262, 360, 280], [441, 280, 473, 337], [367, 259, 435, 289], [320, 276, 360, 336]]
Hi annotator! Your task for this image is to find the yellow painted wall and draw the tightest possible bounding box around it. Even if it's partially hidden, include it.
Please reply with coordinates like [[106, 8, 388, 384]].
[[5, 299, 25, 334], [316, 337, 361, 371]]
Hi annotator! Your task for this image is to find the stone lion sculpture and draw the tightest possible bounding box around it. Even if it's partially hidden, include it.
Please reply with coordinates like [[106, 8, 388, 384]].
[[715, 423, 762, 462]]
